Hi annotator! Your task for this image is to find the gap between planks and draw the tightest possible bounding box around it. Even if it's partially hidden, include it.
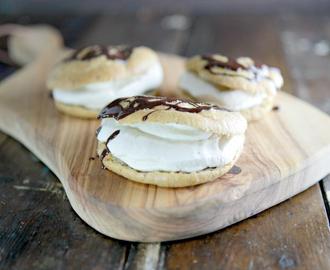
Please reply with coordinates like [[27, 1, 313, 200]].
[[0, 131, 9, 148], [124, 242, 163, 270], [321, 176, 330, 225]]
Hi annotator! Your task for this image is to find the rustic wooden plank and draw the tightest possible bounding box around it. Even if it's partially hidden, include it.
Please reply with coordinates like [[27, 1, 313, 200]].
[[76, 13, 192, 54], [0, 16, 130, 269], [279, 14, 330, 113], [156, 13, 330, 269], [322, 175, 330, 213], [0, 135, 130, 269], [124, 243, 161, 270], [279, 13, 330, 216], [0, 131, 7, 146], [162, 184, 330, 269], [0, 14, 97, 48], [0, 15, 96, 81]]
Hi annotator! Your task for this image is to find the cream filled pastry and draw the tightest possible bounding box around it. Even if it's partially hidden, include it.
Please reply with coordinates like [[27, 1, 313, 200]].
[[179, 54, 283, 122], [47, 45, 163, 119], [96, 95, 247, 187]]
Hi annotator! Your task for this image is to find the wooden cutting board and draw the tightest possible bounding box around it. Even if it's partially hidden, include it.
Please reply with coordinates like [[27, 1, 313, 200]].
[[1, 25, 330, 242]]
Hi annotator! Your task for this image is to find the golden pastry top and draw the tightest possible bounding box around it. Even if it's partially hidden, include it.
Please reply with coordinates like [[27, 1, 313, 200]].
[[46, 45, 160, 89], [98, 95, 248, 136], [185, 54, 283, 96]]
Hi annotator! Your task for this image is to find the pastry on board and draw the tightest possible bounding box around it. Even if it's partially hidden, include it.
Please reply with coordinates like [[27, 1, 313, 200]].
[[47, 45, 163, 119], [96, 95, 247, 187], [179, 54, 283, 122]]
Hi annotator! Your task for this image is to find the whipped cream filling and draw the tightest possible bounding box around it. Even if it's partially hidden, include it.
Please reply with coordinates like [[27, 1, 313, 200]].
[[53, 63, 163, 110], [98, 118, 243, 172], [179, 71, 268, 111]]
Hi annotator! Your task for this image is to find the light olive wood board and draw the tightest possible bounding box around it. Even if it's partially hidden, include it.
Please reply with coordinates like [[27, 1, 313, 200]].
[[1, 26, 330, 242]]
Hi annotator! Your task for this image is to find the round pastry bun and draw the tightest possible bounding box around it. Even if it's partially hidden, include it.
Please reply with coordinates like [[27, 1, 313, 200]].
[[47, 45, 160, 89], [185, 54, 283, 97], [97, 95, 247, 187]]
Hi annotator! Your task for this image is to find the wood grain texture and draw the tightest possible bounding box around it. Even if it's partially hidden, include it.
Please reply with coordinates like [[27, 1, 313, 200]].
[[0, 134, 129, 269], [323, 175, 330, 212], [1, 26, 330, 242], [156, 14, 330, 268], [279, 14, 330, 112], [162, 184, 330, 269]]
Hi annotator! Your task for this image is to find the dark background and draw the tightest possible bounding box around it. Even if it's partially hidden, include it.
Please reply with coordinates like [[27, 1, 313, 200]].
[[1, 0, 330, 15]]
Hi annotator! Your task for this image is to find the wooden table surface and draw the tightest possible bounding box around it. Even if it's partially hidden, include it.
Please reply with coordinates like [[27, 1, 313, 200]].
[[1, 12, 330, 269]]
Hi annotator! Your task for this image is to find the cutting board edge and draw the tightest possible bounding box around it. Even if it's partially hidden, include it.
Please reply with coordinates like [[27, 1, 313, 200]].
[[1, 43, 330, 242], [0, 104, 63, 184], [62, 149, 330, 242]]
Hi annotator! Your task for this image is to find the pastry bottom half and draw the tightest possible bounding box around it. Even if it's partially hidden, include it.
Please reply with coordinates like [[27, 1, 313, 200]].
[[97, 138, 244, 187], [53, 89, 160, 119], [54, 100, 99, 119], [240, 97, 274, 122]]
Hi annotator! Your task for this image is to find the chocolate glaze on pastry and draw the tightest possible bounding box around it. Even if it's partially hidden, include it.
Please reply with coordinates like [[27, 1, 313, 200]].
[[203, 54, 263, 71], [202, 54, 271, 82], [68, 45, 133, 61], [98, 95, 228, 121]]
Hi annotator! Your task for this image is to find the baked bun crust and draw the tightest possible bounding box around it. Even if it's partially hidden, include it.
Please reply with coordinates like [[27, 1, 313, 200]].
[[47, 45, 160, 89], [98, 96, 247, 136], [185, 54, 282, 96]]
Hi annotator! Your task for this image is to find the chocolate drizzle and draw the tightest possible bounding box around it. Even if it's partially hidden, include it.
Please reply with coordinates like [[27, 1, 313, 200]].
[[68, 45, 133, 61], [98, 96, 227, 120], [99, 130, 120, 162], [201, 54, 268, 82], [100, 149, 109, 161], [142, 111, 156, 121], [203, 55, 247, 71], [272, 106, 281, 111], [96, 127, 102, 136], [227, 165, 242, 175], [202, 54, 263, 71], [107, 130, 120, 142]]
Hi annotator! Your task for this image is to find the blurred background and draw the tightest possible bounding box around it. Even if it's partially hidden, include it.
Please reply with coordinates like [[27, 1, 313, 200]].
[[1, 0, 330, 99], [1, 0, 330, 15], [1, 0, 330, 97]]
